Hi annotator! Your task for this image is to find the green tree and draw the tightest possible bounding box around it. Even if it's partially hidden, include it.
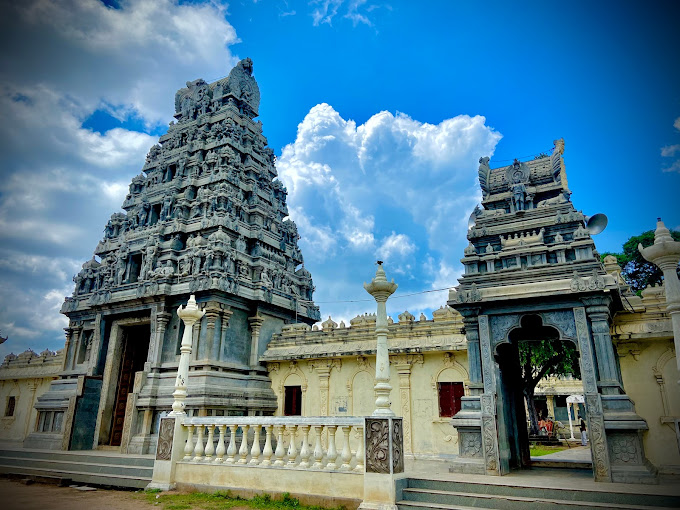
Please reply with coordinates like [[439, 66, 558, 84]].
[[602, 229, 680, 295], [519, 339, 581, 435]]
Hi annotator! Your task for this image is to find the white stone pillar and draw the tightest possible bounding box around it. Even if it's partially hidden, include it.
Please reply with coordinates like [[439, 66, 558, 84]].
[[363, 261, 398, 417], [639, 219, 680, 377], [170, 295, 205, 416]]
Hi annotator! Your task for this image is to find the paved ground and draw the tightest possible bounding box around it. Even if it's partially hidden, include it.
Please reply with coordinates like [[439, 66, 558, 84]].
[[537, 445, 592, 461]]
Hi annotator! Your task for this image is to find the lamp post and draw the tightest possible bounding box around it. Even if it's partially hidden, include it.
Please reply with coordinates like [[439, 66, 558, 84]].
[[170, 295, 205, 416], [364, 261, 398, 416], [639, 218, 680, 377]]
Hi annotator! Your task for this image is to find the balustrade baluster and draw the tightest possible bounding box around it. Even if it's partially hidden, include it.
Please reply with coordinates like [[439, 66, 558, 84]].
[[249, 425, 262, 465], [274, 426, 286, 466], [193, 425, 205, 462], [339, 425, 352, 470], [215, 424, 226, 463], [238, 424, 250, 464], [354, 426, 365, 472], [226, 424, 237, 463], [298, 425, 311, 469], [286, 425, 298, 466], [204, 424, 215, 461], [183, 425, 194, 460], [261, 425, 274, 466], [312, 425, 324, 469], [325, 425, 338, 470]]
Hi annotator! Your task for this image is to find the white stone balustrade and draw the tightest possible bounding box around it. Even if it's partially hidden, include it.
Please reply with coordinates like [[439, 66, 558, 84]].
[[180, 416, 365, 472]]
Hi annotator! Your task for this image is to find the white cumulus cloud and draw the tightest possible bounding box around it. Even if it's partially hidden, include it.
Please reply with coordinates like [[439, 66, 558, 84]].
[[277, 103, 501, 323]]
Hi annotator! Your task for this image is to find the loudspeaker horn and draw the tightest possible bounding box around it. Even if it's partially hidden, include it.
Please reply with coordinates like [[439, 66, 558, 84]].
[[468, 208, 479, 230], [585, 213, 608, 235]]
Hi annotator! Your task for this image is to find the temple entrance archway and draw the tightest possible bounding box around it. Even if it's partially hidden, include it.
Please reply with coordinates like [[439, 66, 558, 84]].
[[494, 314, 582, 472]]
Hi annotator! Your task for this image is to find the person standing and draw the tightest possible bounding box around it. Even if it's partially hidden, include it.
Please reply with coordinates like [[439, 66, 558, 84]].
[[580, 418, 588, 446]]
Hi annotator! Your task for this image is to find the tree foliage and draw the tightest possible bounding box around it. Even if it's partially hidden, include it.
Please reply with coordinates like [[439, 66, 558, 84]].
[[602, 229, 680, 295]]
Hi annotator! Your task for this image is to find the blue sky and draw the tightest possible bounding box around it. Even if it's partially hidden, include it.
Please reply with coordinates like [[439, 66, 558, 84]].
[[0, 0, 678, 359]]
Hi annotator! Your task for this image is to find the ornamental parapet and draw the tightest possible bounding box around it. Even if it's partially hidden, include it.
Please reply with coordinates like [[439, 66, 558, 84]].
[[261, 306, 464, 362]]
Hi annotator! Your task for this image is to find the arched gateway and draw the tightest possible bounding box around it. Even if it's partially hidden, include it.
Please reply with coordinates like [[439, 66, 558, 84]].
[[449, 146, 656, 483]]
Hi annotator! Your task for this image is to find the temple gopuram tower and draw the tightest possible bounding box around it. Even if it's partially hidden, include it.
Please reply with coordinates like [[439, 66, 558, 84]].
[[449, 140, 657, 483], [29, 59, 320, 454]]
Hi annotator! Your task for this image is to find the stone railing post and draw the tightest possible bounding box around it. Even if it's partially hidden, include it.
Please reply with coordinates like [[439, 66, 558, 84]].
[[360, 417, 404, 510], [363, 261, 398, 416], [171, 295, 205, 416], [148, 295, 203, 490]]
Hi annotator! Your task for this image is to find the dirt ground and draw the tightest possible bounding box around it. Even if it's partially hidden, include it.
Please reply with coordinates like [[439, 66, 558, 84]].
[[0, 479, 252, 510]]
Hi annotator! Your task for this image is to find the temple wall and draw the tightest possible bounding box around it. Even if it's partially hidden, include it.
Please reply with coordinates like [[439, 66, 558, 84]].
[[0, 349, 63, 445], [266, 350, 470, 461], [616, 337, 679, 475]]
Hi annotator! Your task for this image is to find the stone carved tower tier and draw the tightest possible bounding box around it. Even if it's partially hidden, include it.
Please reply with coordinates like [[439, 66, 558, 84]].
[[449, 140, 657, 484], [33, 59, 319, 454]]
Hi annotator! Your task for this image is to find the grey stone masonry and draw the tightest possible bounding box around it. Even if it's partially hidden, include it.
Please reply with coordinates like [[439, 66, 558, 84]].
[[62, 58, 319, 323]]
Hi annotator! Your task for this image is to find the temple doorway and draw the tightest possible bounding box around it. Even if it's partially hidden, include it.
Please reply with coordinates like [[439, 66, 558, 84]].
[[495, 314, 584, 473], [109, 324, 149, 446]]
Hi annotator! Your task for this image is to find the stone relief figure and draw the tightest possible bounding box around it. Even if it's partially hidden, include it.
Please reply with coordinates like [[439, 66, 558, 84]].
[[137, 199, 151, 227], [236, 236, 247, 253], [139, 244, 158, 281], [510, 170, 527, 212], [160, 195, 174, 221]]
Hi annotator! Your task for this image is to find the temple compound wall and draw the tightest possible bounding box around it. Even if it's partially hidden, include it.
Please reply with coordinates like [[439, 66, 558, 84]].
[[262, 308, 470, 463], [0, 349, 63, 446], [608, 277, 680, 475]]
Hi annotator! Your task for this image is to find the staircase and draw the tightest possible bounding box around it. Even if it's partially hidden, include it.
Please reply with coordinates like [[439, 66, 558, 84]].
[[0, 447, 154, 489], [397, 473, 680, 510]]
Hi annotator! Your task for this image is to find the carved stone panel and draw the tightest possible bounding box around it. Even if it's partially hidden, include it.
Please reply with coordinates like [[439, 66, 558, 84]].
[[156, 417, 175, 461], [459, 430, 483, 458], [584, 393, 611, 481], [574, 307, 598, 394], [365, 418, 390, 474], [608, 432, 642, 466], [392, 418, 404, 474], [489, 314, 520, 347], [478, 315, 496, 395], [541, 310, 577, 341], [480, 393, 500, 475]]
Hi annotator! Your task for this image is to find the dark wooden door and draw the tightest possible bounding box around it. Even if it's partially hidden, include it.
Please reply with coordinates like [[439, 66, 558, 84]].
[[110, 326, 149, 446]]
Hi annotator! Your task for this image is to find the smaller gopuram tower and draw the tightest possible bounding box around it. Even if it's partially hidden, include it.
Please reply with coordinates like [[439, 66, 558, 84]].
[[29, 59, 320, 454], [449, 140, 657, 483]]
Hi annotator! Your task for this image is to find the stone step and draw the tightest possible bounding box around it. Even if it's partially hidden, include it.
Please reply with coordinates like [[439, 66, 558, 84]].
[[400, 488, 678, 510], [0, 448, 154, 468], [0, 456, 153, 478], [0, 464, 150, 489], [530, 459, 592, 469], [404, 478, 680, 509]]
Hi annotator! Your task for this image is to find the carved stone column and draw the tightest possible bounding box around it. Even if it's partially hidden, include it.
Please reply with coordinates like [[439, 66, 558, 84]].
[[203, 302, 221, 361], [63, 328, 73, 371], [191, 313, 202, 361], [214, 307, 232, 361], [391, 353, 423, 455], [151, 311, 171, 367], [310, 359, 340, 416], [248, 314, 265, 367], [459, 308, 483, 395], [70, 325, 83, 370], [582, 296, 622, 395]]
